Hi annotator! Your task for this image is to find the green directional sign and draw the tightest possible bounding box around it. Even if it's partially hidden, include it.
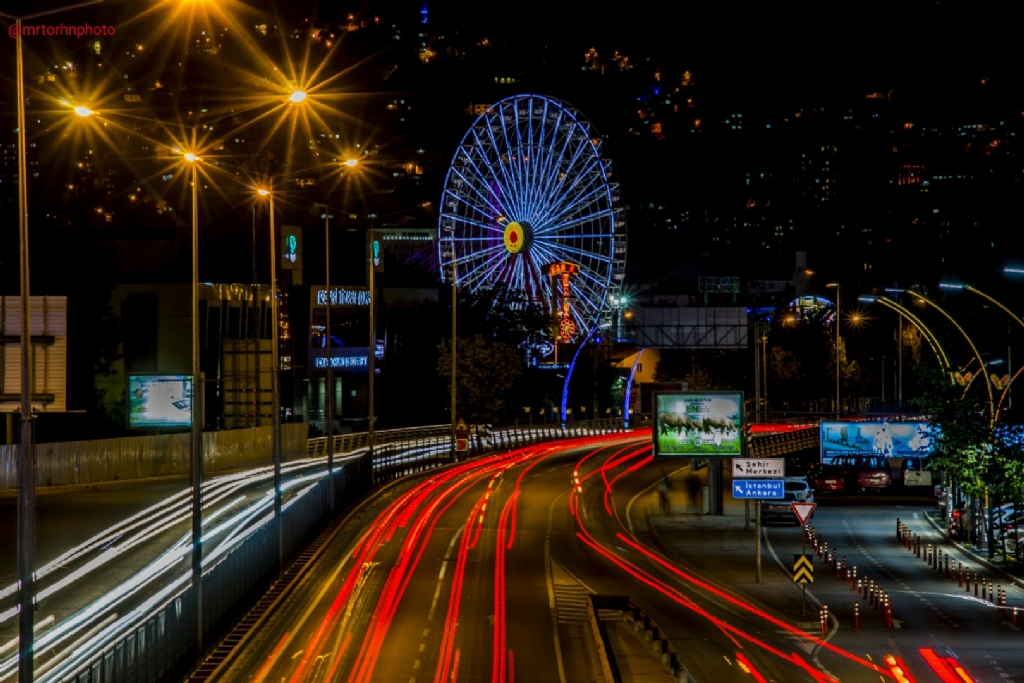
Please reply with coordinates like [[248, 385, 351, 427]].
[[793, 554, 813, 584]]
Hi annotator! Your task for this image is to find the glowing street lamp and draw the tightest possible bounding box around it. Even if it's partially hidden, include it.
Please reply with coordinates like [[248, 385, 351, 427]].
[[288, 89, 307, 104], [184, 152, 199, 163], [73, 105, 94, 117], [343, 158, 359, 168]]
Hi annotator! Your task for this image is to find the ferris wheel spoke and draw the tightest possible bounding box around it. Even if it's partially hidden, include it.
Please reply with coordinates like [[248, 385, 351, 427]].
[[535, 196, 608, 236], [511, 101, 531, 218], [449, 166, 503, 216], [534, 160, 608, 228], [460, 135, 515, 219], [442, 185, 501, 226], [526, 99, 549, 220], [532, 142, 602, 225], [520, 97, 544, 218], [460, 252, 509, 291], [533, 108, 576, 219], [451, 242, 505, 266], [533, 238, 611, 264], [447, 212, 505, 234], [481, 117, 527, 219], [451, 158, 509, 219], [537, 210, 615, 237]]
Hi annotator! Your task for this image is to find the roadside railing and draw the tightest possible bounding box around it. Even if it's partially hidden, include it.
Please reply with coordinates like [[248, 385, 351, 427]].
[[372, 417, 635, 483]]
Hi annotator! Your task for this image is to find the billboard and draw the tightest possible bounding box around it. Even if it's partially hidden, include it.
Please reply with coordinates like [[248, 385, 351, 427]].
[[820, 420, 936, 464], [654, 391, 744, 456], [281, 226, 303, 284], [128, 375, 192, 428]]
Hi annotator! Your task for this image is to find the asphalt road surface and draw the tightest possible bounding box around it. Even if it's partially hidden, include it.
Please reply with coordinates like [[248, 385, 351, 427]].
[[217, 432, 1024, 683]]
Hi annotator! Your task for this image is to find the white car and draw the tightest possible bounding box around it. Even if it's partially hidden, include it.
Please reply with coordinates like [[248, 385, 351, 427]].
[[762, 477, 814, 524]]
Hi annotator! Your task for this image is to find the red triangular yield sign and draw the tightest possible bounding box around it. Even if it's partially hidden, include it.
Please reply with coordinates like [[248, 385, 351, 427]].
[[791, 502, 816, 525]]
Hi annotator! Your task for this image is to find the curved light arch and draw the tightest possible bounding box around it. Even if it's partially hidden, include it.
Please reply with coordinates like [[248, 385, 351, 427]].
[[624, 349, 645, 427], [963, 285, 1024, 423], [877, 296, 952, 378], [908, 291, 995, 426]]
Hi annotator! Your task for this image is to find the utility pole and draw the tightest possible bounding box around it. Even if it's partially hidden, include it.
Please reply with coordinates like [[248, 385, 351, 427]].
[[189, 147, 204, 659], [753, 325, 761, 424], [269, 191, 283, 578], [324, 209, 334, 510], [4, 5, 106, 679], [451, 264, 458, 459], [368, 228, 376, 453], [252, 205, 261, 428]]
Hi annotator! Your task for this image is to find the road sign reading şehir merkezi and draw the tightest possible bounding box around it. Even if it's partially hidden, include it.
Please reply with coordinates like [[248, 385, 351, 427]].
[[793, 554, 813, 584], [732, 458, 784, 477]]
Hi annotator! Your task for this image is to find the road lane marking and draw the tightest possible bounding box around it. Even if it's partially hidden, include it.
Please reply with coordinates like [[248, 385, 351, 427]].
[[427, 530, 463, 622], [545, 492, 569, 683]]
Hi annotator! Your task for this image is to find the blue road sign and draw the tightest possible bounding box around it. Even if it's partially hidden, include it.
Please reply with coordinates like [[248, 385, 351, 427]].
[[731, 479, 785, 499]]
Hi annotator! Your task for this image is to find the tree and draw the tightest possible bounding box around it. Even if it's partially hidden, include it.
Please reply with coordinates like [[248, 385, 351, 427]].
[[437, 335, 525, 424], [653, 349, 748, 391], [766, 345, 805, 396], [455, 285, 551, 350], [916, 361, 991, 498]]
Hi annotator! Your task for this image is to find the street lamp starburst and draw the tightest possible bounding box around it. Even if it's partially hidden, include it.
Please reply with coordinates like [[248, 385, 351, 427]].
[[288, 89, 307, 104]]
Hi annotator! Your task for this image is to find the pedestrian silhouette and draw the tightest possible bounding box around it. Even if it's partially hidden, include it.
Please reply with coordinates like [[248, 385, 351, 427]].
[[686, 474, 702, 513], [659, 470, 673, 516]]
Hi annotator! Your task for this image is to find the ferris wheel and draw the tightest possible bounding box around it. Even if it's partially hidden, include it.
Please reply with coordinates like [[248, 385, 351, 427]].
[[438, 94, 626, 337]]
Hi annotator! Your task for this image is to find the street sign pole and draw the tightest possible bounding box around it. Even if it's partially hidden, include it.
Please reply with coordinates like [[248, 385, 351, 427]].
[[755, 499, 761, 583], [802, 524, 807, 615]]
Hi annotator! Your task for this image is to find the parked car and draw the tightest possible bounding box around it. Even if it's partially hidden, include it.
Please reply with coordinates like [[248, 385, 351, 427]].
[[810, 464, 846, 494], [902, 457, 933, 488], [855, 456, 891, 491]]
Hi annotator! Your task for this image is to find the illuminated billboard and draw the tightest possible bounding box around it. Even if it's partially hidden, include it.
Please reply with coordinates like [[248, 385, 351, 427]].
[[654, 391, 744, 457], [820, 420, 937, 464], [128, 375, 192, 428]]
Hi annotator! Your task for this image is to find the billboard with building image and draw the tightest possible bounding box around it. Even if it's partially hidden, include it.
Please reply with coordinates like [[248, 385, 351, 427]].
[[127, 375, 193, 428]]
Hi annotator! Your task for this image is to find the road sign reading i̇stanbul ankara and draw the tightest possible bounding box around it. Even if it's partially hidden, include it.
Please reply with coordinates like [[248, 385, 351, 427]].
[[654, 391, 744, 457]]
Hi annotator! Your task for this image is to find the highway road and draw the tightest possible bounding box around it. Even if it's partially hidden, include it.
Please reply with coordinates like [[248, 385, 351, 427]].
[[208, 435, 876, 682], [7, 429, 1018, 682], [215, 432, 1024, 683]]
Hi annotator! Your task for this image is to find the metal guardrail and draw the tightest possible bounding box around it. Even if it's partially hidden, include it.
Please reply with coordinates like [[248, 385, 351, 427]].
[[372, 418, 636, 483]]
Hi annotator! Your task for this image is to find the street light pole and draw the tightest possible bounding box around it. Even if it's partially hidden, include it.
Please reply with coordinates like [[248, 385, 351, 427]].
[[187, 150, 204, 658], [451, 263, 457, 459], [368, 228, 376, 452], [2, 5, 103, 679], [324, 209, 334, 510], [14, 19, 36, 683], [881, 355, 887, 403], [828, 283, 841, 415], [267, 190, 283, 577]]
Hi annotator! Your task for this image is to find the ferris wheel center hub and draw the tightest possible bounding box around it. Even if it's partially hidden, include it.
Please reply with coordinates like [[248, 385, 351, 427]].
[[503, 221, 532, 254]]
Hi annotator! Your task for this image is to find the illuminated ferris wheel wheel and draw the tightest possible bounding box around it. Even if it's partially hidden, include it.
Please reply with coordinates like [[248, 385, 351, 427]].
[[438, 94, 626, 337]]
